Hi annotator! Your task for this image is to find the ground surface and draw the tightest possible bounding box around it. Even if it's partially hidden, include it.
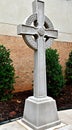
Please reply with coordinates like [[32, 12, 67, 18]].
[[0, 86, 72, 124]]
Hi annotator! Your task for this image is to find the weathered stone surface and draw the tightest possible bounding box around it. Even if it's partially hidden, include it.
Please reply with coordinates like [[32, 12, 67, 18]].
[[22, 96, 61, 130], [17, 0, 60, 129], [17, 0, 58, 98]]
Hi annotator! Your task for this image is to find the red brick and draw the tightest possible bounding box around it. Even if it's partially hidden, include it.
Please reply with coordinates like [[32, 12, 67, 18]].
[[0, 35, 72, 92]]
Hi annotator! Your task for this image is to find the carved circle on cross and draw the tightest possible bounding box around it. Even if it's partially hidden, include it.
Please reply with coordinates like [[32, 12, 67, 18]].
[[22, 14, 54, 50]]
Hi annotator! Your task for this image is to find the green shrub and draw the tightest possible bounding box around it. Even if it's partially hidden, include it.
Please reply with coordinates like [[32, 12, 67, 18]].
[[46, 48, 65, 97], [0, 45, 15, 101], [65, 51, 72, 85]]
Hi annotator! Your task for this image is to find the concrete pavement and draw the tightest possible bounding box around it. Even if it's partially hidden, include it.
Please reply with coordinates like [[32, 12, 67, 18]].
[[0, 109, 72, 130]]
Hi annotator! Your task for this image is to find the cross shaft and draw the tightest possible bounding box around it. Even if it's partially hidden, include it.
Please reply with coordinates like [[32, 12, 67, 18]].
[[17, 0, 58, 98]]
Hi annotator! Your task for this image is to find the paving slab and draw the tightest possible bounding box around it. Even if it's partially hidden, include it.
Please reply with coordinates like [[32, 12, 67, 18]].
[[54, 125, 72, 130], [0, 109, 72, 130], [0, 121, 26, 130], [58, 109, 72, 125]]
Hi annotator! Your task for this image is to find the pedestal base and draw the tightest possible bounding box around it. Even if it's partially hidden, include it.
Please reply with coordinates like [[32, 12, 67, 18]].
[[22, 96, 61, 130]]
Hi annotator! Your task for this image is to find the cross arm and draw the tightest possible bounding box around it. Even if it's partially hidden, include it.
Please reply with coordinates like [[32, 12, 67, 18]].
[[17, 24, 38, 35], [45, 29, 58, 39]]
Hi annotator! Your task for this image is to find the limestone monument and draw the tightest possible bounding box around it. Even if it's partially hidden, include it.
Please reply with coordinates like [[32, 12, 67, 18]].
[[17, 0, 61, 129]]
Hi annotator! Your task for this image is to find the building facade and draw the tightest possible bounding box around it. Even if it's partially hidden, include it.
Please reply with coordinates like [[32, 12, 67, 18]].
[[0, 0, 72, 92]]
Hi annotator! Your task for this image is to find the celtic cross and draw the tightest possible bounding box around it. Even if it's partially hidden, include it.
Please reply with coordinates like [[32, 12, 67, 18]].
[[17, 0, 58, 98]]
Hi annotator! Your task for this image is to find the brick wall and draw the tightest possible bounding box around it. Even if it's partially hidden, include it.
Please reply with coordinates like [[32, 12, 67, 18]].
[[0, 35, 72, 92]]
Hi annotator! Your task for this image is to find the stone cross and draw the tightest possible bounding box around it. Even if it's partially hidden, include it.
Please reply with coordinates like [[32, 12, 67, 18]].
[[17, 0, 58, 99], [17, 0, 60, 129]]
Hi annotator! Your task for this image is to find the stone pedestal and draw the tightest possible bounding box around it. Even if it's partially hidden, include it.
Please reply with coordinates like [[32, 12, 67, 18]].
[[22, 96, 61, 130]]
